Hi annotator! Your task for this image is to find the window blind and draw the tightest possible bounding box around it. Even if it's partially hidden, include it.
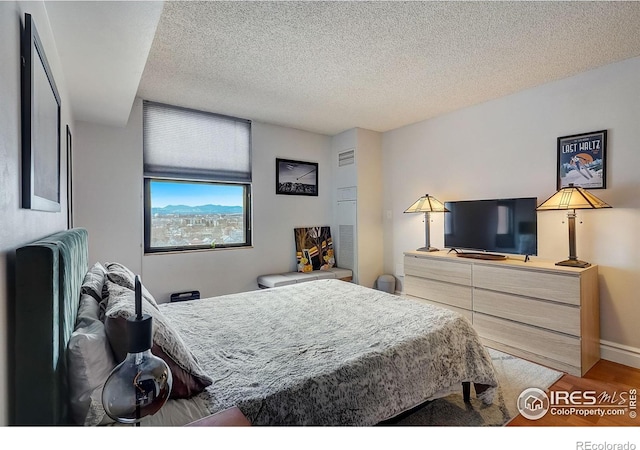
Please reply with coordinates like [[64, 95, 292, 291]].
[[143, 101, 251, 182]]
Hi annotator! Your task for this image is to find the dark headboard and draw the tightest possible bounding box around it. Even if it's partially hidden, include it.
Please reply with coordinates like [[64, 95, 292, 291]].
[[14, 228, 88, 425]]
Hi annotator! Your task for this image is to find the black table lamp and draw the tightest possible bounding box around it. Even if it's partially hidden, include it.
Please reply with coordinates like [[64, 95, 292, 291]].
[[102, 276, 172, 425]]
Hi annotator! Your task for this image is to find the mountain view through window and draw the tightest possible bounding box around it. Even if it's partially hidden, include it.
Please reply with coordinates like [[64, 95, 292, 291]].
[[148, 179, 247, 249]]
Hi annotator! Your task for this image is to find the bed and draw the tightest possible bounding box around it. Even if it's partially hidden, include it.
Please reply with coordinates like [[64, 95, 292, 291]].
[[13, 228, 498, 426]]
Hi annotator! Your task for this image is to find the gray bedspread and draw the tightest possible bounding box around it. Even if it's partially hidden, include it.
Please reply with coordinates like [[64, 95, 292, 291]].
[[159, 279, 498, 426]]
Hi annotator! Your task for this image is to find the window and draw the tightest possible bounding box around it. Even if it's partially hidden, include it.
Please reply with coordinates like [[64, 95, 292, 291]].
[[143, 101, 251, 253]]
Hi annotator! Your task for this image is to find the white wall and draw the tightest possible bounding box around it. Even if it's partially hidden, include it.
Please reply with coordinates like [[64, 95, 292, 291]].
[[331, 129, 359, 281], [73, 103, 333, 301], [383, 56, 640, 363], [330, 128, 384, 288], [0, 1, 75, 425], [74, 101, 144, 274], [355, 128, 383, 289]]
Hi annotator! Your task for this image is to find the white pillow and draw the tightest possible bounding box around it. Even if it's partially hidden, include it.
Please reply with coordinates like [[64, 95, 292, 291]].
[[67, 318, 117, 426]]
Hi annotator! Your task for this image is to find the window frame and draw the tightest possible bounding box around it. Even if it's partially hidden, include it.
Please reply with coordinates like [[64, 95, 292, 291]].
[[142, 101, 252, 254], [143, 177, 252, 254]]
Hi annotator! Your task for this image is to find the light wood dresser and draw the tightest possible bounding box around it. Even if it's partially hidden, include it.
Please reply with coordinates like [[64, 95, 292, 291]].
[[403, 250, 600, 376]]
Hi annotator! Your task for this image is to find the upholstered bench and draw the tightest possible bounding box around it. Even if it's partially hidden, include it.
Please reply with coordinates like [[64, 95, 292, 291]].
[[257, 267, 353, 289]]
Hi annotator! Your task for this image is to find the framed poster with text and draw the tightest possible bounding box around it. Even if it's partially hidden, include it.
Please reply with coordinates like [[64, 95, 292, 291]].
[[557, 130, 607, 190]]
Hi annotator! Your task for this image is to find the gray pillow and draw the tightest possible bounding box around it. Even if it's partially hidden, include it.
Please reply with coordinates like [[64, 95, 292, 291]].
[[81, 262, 107, 302], [103, 280, 213, 399], [67, 313, 117, 426], [104, 262, 159, 309], [75, 293, 100, 330]]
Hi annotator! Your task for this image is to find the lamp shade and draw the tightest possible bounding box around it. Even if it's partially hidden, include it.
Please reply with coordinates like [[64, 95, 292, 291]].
[[536, 184, 611, 211], [404, 194, 450, 213]]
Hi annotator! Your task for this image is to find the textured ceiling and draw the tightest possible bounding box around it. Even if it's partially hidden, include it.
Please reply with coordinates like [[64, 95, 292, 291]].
[[137, 1, 640, 135], [48, 1, 640, 135]]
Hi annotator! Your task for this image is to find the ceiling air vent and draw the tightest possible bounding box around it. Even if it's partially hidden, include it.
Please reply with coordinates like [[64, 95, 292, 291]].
[[338, 149, 355, 167]]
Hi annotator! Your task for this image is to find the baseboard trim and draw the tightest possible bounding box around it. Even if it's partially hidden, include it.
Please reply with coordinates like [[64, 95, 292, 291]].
[[600, 339, 640, 369]]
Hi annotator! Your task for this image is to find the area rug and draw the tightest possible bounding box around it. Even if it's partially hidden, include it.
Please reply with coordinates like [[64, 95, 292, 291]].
[[387, 348, 564, 426]]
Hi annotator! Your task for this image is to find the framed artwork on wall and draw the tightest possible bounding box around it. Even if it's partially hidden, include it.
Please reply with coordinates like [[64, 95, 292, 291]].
[[276, 158, 318, 196], [21, 13, 62, 212], [557, 130, 607, 190]]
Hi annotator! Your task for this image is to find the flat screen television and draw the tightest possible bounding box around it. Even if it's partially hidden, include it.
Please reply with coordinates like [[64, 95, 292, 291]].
[[444, 197, 537, 258]]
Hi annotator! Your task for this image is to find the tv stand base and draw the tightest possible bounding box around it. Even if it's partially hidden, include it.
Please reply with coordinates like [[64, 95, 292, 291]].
[[456, 252, 507, 261]]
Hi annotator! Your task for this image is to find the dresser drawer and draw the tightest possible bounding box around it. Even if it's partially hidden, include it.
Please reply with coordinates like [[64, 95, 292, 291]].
[[405, 275, 472, 310], [473, 289, 580, 336], [404, 256, 472, 286], [473, 313, 581, 368], [406, 295, 473, 322], [473, 265, 581, 305]]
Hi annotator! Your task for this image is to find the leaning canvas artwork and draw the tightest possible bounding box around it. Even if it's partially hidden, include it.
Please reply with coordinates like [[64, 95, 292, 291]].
[[294, 226, 335, 272]]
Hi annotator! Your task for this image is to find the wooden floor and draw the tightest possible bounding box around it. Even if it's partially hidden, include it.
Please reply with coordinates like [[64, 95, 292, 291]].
[[507, 359, 640, 426]]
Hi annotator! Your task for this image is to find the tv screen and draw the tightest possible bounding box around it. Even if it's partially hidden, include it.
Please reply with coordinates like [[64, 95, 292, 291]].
[[444, 197, 537, 256]]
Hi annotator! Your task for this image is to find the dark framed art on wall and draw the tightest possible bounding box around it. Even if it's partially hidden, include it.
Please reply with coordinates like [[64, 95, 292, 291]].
[[557, 130, 607, 190], [66, 125, 73, 228], [276, 158, 318, 196], [21, 13, 62, 211]]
